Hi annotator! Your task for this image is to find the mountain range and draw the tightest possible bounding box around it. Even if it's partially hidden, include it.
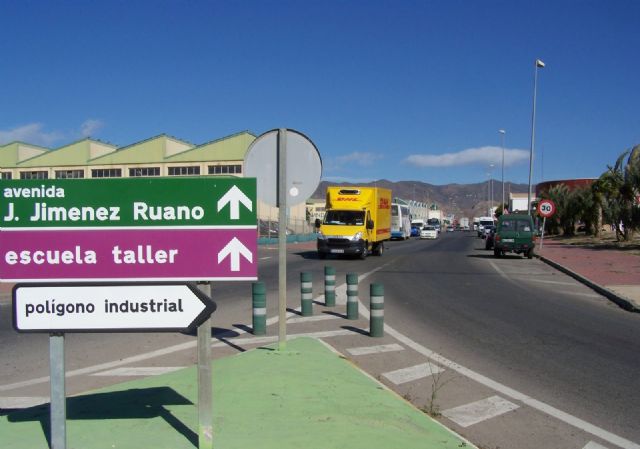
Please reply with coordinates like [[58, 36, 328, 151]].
[[312, 180, 530, 219]]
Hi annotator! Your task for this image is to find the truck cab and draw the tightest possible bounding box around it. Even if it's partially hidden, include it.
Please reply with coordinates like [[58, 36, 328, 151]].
[[316, 187, 391, 259]]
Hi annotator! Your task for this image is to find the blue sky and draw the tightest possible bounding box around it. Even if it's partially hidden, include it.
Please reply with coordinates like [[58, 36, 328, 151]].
[[1, 0, 638, 186]]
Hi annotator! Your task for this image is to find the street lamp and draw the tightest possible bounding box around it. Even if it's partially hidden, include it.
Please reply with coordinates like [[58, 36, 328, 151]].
[[489, 163, 494, 214], [527, 59, 545, 215], [499, 129, 506, 211]]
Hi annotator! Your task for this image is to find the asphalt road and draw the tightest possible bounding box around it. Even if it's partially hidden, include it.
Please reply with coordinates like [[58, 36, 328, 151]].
[[1, 232, 639, 449]]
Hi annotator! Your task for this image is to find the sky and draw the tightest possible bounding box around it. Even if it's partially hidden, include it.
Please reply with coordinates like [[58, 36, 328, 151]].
[[1, 0, 639, 186]]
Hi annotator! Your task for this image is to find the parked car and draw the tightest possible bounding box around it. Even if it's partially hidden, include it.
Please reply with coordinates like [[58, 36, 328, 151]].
[[493, 214, 536, 258], [446, 226, 455, 232], [420, 225, 438, 239]]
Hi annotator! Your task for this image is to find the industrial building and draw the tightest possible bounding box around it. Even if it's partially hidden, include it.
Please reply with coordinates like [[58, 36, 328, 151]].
[[0, 131, 311, 236]]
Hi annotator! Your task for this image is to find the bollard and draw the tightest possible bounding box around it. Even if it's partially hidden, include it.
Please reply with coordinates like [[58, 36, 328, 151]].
[[346, 273, 359, 320], [369, 283, 384, 337], [324, 266, 336, 307], [252, 282, 267, 335], [300, 272, 313, 317]]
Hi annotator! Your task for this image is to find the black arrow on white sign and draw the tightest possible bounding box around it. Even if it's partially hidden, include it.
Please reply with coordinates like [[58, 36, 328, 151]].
[[12, 282, 216, 333]]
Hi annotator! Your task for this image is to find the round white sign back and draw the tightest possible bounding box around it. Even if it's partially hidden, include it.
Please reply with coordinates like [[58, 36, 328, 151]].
[[244, 129, 322, 207]]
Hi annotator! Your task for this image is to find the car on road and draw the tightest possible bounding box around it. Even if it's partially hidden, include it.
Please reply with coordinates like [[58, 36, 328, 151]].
[[482, 225, 495, 239], [446, 226, 455, 232], [485, 227, 496, 249], [420, 225, 438, 239], [493, 214, 536, 258]]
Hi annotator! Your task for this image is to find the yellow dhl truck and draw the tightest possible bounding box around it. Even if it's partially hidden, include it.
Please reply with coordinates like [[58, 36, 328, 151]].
[[315, 187, 392, 259]]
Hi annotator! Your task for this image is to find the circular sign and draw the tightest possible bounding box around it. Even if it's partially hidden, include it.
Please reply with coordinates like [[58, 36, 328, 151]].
[[244, 129, 322, 207], [537, 199, 556, 218]]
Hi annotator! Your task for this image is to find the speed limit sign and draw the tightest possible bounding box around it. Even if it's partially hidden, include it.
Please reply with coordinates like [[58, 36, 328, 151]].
[[537, 199, 556, 218]]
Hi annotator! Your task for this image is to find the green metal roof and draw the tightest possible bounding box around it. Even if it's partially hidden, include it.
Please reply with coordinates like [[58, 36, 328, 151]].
[[17, 139, 117, 167], [88, 134, 194, 165], [165, 131, 256, 162], [0, 142, 49, 168], [1, 131, 257, 169]]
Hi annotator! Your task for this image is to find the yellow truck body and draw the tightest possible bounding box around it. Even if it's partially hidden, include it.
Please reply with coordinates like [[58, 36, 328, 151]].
[[316, 187, 392, 258]]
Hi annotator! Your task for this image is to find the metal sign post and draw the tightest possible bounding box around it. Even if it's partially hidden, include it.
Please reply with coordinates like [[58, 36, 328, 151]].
[[277, 129, 288, 350], [537, 199, 556, 249], [244, 128, 322, 352], [197, 282, 213, 449], [49, 333, 66, 449]]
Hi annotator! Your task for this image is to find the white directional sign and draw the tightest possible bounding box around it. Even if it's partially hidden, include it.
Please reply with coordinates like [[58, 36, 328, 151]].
[[12, 283, 216, 333]]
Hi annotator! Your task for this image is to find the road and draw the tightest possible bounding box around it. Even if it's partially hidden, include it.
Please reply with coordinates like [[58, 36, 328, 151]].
[[1, 231, 639, 449]]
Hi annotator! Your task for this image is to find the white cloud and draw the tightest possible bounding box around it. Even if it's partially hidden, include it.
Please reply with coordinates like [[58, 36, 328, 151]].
[[404, 146, 529, 168], [0, 120, 106, 147], [80, 119, 104, 137], [0, 123, 63, 146], [334, 151, 383, 167]]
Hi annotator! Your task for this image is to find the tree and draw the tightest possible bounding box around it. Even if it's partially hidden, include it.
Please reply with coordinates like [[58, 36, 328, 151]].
[[595, 145, 640, 241]]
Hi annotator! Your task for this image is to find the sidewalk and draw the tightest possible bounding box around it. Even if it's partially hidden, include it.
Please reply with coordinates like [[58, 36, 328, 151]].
[[536, 237, 640, 312], [1, 337, 474, 449]]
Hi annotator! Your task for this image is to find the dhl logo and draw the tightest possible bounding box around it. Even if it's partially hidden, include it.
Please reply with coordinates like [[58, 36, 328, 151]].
[[336, 197, 359, 201], [379, 198, 390, 209]]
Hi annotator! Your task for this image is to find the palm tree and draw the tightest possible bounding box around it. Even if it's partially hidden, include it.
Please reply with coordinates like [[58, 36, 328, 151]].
[[595, 145, 640, 241]]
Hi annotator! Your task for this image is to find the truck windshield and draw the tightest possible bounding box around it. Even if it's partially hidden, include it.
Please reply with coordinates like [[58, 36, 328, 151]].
[[324, 210, 365, 226]]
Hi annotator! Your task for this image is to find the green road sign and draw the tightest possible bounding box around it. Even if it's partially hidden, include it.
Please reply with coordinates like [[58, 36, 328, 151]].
[[0, 177, 256, 228]]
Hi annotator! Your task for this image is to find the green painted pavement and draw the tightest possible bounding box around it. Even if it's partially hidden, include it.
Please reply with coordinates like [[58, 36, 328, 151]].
[[1, 337, 472, 449]]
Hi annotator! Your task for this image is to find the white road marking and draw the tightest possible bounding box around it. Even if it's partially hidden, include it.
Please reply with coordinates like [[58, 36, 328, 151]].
[[555, 290, 602, 298], [531, 279, 578, 286], [287, 314, 340, 324], [211, 329, 353, 348], [0, 397, 49, 409], [488, 260, 509, 280], [442, 395, 520, 428], [583, 442, 610, 449], [347, 343, 405, 356], [92, 367, 184, 377], [383, 363, 443, 385]]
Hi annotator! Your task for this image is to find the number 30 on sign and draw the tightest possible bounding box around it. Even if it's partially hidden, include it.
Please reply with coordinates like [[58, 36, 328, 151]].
[[537, 199, 556, 218]]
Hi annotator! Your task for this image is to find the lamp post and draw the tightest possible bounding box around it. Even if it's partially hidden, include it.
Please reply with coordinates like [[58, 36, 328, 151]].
[[489, 164, 494, 215], [527, 59, 545, 215], [499, 129, 506, 211]]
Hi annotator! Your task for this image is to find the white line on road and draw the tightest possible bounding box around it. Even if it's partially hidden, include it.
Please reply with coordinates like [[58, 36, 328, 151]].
[[347, 343, 405, 356], [0, 397, 49, 409], [287, 314, 340, 324], [382, 363, 443, 385], [583, 442, 610, 449], [442, 395, 520, 428], [92, 367, 184, 377]]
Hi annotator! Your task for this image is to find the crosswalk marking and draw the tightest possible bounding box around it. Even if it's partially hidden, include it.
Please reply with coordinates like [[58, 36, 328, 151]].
[[347, 343, 404, 356], [382, 363, 443, 385], [583, 442, 609, 449], [287, 314, 340, 324], [0, 396, 49, 409], [92, 367, 184, 377], [442, 395, 520, 428]]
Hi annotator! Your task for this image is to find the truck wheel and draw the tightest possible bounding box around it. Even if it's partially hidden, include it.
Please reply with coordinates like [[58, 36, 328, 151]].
[[360, 243, 368, 259], [526, 248, 534, 259], [374, 242, 384, 256], [493, 248, 500, 257]]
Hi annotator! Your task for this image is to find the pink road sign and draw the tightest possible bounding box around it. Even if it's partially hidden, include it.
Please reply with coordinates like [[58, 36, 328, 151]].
[[0, 228, 257, 282]]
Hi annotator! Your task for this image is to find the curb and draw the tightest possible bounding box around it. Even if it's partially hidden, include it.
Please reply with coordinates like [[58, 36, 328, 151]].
[[536, 254, 639, 313]]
